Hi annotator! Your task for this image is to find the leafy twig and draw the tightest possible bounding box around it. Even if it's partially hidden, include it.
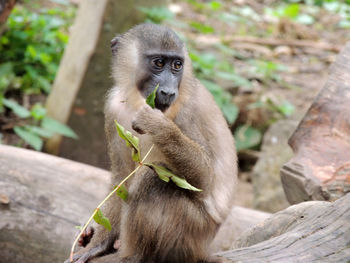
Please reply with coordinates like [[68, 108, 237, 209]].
[[69, 145, 154, 262]]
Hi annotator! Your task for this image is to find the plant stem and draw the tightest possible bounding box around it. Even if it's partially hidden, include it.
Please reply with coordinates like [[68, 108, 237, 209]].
[[69, 144, 155, 262]]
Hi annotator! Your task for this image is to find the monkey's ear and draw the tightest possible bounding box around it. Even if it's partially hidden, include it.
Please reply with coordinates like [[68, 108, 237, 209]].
[[111, 36, 120, 54]]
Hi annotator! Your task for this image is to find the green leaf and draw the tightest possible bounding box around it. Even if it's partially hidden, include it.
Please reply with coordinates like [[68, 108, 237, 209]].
[[145, 163, 171, 183], [41, 117, 78, 139], [221, 103, 239, 125], [234, 125, 262, 151], [30, 104, 47, 120], [189, 21, 215, 34], [115, 121, 140, 162], [171, 175, 202, 192], [26, 45, 37, 59], [24, 125, 54, 138], [3, 99, 31, 118], [137, 6, 174, 24], [146, 84, 159, 109], [0, 62, 13, 78], [37, 76, 52, 93], [13, 126, 43, 151], [216, 71, 252, 88], [283, 3, 300, 19], [208, 1, 222, 10], [115, 184, 128, 201], [93, 209, 112, 232], [277, 101, 295, 117], [145, 163, 202, 191]]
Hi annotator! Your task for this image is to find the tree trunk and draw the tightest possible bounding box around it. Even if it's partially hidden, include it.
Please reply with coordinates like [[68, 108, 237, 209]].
[[0, 0, 15, 24]]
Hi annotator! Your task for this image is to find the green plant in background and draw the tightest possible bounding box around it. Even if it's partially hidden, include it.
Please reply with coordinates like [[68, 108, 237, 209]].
[[138, 6, 175, 24], [0, 6, 74, 97], [249, 60, 288, 83], [234, 125, 262, 151], [267, 0, 350, 27], [0, 5, 76, 150], [200, 79, 239, 125], [248, 98, 295, 120], [2, 100, 77, 150], [189, 50, 251, 125], [265, 3, 315, 25]]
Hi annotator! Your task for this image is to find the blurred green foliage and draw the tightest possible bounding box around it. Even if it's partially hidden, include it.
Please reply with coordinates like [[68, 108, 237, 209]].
[[2, 100, 77, 150], [2, 0, 346, 152], [139, 3, 300, 150], [137, 6, 174, 24], [0, 6, 74, 99], [0, 5, 76, 150], [277, 0, 350, 28]]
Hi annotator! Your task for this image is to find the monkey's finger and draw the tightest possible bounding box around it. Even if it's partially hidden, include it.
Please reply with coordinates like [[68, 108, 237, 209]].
[[131, 121, 145, 134]]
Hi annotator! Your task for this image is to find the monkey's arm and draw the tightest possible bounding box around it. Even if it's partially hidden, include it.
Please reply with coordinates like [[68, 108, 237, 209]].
[[132, 106, 213, 191]]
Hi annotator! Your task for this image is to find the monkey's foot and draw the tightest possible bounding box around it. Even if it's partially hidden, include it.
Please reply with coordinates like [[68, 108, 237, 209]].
[[78, 226, 95, 247], [64, 240, 111, 263], [113, 239, 121, 250]]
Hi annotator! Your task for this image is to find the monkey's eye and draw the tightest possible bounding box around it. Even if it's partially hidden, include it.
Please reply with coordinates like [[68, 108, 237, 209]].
[[152, 58, 165, 69], [172, 60, 183, 71]]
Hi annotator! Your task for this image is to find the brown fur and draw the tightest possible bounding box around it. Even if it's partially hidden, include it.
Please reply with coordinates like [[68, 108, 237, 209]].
[[67, 24, 237, 263]]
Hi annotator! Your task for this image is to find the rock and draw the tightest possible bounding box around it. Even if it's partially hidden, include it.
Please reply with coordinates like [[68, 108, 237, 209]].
[[252, 119, 298, 212]]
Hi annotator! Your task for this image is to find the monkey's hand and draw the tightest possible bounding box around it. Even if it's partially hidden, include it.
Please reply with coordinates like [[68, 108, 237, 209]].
[[77, 226, 94, 247], [64, 239, 110, 263], [132, 105, 212, 192], [131, 105, 167, 135]]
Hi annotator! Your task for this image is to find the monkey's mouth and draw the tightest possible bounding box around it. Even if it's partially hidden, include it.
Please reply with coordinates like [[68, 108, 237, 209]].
[[155, 101, 171, 112]]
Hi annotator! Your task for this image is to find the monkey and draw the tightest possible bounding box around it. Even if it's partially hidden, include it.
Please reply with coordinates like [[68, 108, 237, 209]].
[[65, 23, 237, 263]]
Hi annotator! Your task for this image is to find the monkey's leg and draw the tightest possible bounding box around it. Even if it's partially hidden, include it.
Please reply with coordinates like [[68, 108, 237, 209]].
[[117, 168, 218, 263], [64, 195, 122, 263]]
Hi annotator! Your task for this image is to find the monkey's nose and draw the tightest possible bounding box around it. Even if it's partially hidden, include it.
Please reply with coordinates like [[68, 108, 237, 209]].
[[160, 90, 175, 98]]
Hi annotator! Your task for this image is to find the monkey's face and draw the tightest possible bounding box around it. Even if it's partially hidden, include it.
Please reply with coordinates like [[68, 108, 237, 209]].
[[138, 52, 184, 112]]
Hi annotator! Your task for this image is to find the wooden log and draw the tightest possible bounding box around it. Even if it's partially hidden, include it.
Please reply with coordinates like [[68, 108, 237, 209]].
[[211, 207, 270, 253], [2, 145, 349, 262], [0, 145, 110, 263], [216, 193, 350, 262], [0, 144, 269, 262], [280, 42, 350, 204]]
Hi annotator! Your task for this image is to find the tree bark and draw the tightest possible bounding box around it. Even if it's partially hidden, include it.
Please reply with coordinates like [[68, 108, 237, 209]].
[[0, 145, 110, 263], [0, 0, 15, 24], [0, 145, 269, 262], [280, 42, 350, 204], [216, 193, 350, 262]]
